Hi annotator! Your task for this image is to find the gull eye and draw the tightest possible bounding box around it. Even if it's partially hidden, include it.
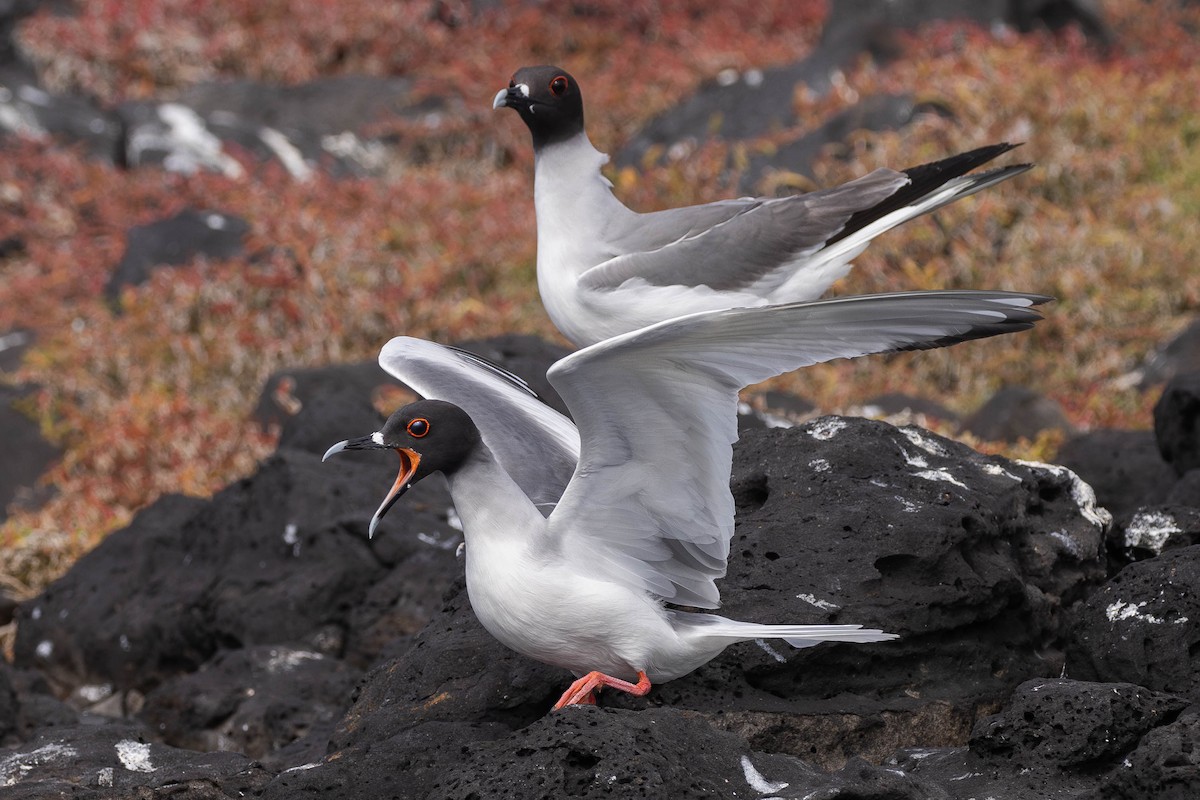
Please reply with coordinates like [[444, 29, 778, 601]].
[[549, 75, 569, 96], [407, 418, 430, 438]]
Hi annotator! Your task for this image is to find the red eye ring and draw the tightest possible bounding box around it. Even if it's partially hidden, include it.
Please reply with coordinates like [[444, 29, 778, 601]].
[[549, 75, 569, 96], [407, 418, 430, 438]]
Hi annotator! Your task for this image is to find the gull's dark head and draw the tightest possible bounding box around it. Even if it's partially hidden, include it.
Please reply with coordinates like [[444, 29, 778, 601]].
[[492, 65, 584, 149], [323, 399, 480, 538]]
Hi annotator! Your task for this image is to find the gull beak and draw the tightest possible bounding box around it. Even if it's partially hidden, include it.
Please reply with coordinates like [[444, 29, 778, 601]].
[[323, 435, 422, 539], [493, 84, 529, 111]]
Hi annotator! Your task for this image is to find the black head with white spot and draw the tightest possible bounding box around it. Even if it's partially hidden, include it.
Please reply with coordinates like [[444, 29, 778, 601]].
[[493, 65, 585, 148], [323, 399, 481, 537]]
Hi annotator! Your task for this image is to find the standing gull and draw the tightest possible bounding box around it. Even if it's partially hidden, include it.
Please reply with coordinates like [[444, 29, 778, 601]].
[[324, 290, 1049, 708], [494, 65, 1031, 347]]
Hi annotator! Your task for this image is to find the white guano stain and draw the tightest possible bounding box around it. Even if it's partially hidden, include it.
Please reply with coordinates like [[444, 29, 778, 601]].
[[913, 469, 968, 489], [115, 740, 155, 773], [1123, 510, 1181, 554], [901, 427, 948, 457], [796, 593, 840, 611], [753, 639, 787, 664], [1, 742, 77, 786], [1105, 600, 1166, 625], [982, 462, 1020, 481], [808, 458, 830, 473], [1018, 460, 1112, 529], [808, 418, 846, 441], [266, 649, 323, 674], [740, 755, 789, 794]]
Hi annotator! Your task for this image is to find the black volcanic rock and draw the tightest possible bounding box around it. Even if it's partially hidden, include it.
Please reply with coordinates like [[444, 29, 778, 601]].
[[1136, 318, 1200, 388], [0, 722, 271, 800], [1155, 372, 1200, 476], [970, 678, 1188, 767], [106, 208, 250, 303], [1057, 429, 1176, 519], [959, 385, 1074, 442], [861, 391, 959, 423], [118, 75, 449, 177], [268, 415, 1110, 796], [644, 417, 1108, 766], [1067, 546, 1200, 701], [0, 62, 122, 160], [1104, 710, 1200, 799], [12, 449, 463, 693], [139, 644, 361, 764], [617, 0, 1110, 174], [0, 382, 59, 522], [889, 678, 1189, 798], [1167, 469, 1200, 505], [1110, 505, 1200, 568]]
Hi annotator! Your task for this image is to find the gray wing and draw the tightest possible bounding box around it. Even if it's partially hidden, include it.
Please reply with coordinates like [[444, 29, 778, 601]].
[[379, 337, 580, 514], [583, 168, 909, 292], [546, 291, 1049, 607]]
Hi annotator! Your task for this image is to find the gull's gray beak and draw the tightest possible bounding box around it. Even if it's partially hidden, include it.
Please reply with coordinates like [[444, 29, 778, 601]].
[[322, 435, 420, 539], [492, 88, 510, 110]]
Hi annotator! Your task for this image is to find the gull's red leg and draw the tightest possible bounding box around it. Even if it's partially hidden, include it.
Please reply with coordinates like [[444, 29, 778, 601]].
[[552, 670, 651, 710]]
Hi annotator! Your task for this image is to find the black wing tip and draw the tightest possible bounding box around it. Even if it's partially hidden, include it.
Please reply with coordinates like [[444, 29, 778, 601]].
[[443, 344, 542, 399]]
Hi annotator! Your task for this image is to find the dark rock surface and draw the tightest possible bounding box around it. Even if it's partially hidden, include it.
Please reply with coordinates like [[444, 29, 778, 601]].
[[0, 382, 59, 522], [959, 385, 1075, 442], [0, 327, 32, 373], [617, 0, 1110, 179], [11, 451, 463, 691], [6, 401, 1123, 798], [970, 678, 1188, 767], [1109, 505, 1200, 568], [1057, 428, 1177, 519], [105, 208, 251, 303], [118, 75, 449, 177], [1135, 317, 1200, 388], [741, 94, 953, 192], [1155, 372, 1200, 476], [861, 392, 959, 423], [0, 61, 123, 159], [1066, 546, 1200, 701]]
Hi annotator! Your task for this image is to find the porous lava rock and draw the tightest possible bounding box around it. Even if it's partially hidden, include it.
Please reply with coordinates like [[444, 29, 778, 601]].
[[969, 678, 1188, 767], [1057, 429, 1176, 519], [1066, 546, 1200, 701], [959, 385, 1074, 442], [1155, 371, 1200, 476], [11, 450, 463, 694]]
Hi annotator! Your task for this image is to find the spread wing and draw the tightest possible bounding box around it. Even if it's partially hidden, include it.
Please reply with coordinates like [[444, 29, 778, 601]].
[[379, 337, 580, 514], [546, 290, 1049, 607]]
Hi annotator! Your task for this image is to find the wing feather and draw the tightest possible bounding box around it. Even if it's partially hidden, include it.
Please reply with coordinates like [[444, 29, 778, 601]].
[[546, 291, 1049, 607]]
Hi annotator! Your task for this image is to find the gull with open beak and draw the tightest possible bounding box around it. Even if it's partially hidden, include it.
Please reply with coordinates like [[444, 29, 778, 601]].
[[324, 290, 1049, 709]]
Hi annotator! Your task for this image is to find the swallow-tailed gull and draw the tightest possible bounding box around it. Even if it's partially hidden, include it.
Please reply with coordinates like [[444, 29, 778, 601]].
[[494, 65, 1031, 347], [324, 290, 1049, 708]]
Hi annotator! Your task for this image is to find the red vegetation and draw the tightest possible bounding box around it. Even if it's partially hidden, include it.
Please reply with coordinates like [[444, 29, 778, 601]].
[[2, 0, 1198, 588]]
